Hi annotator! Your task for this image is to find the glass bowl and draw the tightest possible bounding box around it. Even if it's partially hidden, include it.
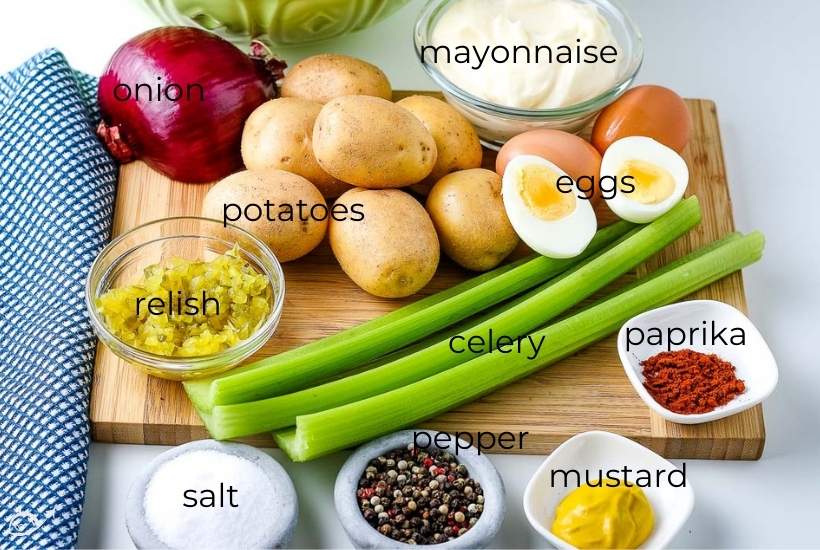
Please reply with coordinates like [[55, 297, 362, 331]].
[[145, 0, 412, 47], [414, 0, 644, 149], [86, 217, 285, 381]]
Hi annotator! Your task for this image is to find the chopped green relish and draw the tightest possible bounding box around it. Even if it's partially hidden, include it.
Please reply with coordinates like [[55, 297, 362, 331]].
[[95, 247, 271, 357]]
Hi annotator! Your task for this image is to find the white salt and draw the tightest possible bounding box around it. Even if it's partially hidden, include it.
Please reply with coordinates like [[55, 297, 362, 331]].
[[144, 450, 278, 549]]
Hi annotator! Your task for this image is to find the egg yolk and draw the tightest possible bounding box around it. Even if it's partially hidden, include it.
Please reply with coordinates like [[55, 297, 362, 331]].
[[617, 159, 675, 204], [518, 165, 576, 221]]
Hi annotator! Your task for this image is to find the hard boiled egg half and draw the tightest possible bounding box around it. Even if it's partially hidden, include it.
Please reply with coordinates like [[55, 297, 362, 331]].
[[502, 155, 597, 258], [601, 136, 689, 223]]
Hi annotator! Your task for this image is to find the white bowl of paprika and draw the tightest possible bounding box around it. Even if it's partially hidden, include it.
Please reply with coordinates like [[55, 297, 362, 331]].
[[617, 300, 778, 424]]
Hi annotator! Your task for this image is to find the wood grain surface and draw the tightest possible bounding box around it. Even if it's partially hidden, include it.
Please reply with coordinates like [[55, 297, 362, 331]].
[[89, 96, 765, 459]]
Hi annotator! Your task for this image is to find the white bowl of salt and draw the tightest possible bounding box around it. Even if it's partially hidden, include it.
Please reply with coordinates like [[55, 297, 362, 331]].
[[126, 439, 298, 549]]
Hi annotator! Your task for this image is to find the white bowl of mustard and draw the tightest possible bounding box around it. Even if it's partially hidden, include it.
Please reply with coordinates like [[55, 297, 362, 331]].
[[523, 431, 694, 549]]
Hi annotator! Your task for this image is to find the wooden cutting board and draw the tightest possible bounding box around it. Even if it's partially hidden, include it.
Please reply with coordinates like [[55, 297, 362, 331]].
[[89, 95, 765, 460]]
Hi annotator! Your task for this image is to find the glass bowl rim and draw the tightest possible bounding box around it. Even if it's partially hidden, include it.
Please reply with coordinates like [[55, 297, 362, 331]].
[[413, 0, 644, 118], [85, 216, 286, 373]]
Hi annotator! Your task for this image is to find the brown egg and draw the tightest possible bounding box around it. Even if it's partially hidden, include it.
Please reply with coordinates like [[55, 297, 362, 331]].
[[495, 129, 603, 208], [591, 85, 691, 154]]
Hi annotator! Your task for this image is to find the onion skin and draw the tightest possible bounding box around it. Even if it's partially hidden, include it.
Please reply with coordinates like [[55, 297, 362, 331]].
[[97, 27, 284, 183]]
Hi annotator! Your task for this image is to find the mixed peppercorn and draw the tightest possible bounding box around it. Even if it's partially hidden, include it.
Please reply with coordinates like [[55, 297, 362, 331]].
[[356, 445, 485, 544]]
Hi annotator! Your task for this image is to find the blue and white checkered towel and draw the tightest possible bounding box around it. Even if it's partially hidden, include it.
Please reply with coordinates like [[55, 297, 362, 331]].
[[0, 49, 116, 548]]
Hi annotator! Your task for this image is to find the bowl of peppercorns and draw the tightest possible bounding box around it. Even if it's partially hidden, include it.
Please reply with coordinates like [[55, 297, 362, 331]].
[[334, 429, 505, 548]]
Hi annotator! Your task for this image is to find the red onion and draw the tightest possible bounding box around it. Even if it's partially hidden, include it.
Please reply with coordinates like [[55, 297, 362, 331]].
[[97, 27, 286, 183]]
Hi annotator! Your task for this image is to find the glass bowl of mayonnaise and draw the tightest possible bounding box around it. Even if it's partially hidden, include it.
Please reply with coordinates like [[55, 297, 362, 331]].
[[414, 0, 643, 148]]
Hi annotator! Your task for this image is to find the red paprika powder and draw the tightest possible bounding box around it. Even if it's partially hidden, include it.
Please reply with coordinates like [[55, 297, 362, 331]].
[[640, 349, 745, 414]]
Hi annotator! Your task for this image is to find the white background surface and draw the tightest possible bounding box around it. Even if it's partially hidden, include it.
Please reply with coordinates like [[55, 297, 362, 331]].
[[3, 1, 819, 547]]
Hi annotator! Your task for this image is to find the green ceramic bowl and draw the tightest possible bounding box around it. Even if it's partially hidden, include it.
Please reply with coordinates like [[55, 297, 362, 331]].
[[145, 0, 412, 47]]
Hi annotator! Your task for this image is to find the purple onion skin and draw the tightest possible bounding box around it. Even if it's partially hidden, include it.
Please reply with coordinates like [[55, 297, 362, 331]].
[[98, 27, 279, 183]]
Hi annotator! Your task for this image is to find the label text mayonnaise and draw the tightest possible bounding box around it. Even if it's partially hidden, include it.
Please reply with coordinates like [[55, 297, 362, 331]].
[[429, 0, 624, 110]]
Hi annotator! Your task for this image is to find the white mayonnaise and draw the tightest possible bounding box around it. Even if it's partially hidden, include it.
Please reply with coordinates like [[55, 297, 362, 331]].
[[430, 0, 624, 110]]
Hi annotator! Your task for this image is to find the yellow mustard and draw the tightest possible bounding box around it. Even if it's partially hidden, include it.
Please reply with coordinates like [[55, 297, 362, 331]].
[[551, 482, 654, 549]]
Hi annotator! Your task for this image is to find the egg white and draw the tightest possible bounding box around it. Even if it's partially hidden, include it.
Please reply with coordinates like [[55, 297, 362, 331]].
[[502, 155, 597, 259], [601, 136, 689, 224]]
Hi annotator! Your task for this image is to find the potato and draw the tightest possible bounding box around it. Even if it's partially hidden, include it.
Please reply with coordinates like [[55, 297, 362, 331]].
[[202, 169, 327, 262], [280, 54, 392, 104], [313, 96, 437, 188], [241, 98, 351, 198], [397, 95, 483, 195], [426, 169, 519, 271], [330, 189, 439, 298]]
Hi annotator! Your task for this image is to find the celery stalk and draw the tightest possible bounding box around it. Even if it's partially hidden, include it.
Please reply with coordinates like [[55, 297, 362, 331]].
[[186, 220, 634, 410], [201, 198, 702, 439], [275, 231, 764, 461], [199, 282, 544, 437]]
